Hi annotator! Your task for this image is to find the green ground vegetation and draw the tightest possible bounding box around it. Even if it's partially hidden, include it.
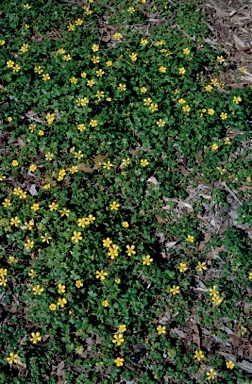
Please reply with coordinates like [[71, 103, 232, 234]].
[[0, 0, 252, 383]]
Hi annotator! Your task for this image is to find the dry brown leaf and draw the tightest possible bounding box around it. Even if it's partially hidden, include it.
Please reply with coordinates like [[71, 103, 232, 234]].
[[56, 361, 65, 376], [17, 137, 25, 147], [156, 215, 166, 224], [243, 302, 252, 316], [233, 34, 246, 48], [178, 165, 190, 176], [209, 244, 225, 259], [93, 154, 109, 169], [76, 163, 93, 173], [147, 176, 158, 184], [198, 232, 212, 251], [191, 323, 201, 348], [249, 343, 252, 361]]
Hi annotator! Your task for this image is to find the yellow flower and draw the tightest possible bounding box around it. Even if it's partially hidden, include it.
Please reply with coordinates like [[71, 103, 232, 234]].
[[118, 324, 127, 333], [194, 350, 204, 361], [208, 286, 219, 297], [207, 108, 215, 116], [57, 297, 67, 308], [10, 216, 20, 227], [58, 284, 65, 294], [114, 357, 124, 367], [129, 52, 137, 62], [77, 217, 89, 227], [87, 214, 95, 223], [206, 368, 217, 380], [248, 271, 252, 280], [0, 277, 7, 286], [233, 95, 242, 104], [122, 221, 129, 228], [217, 166, 226, 175], [77, 123, 86, 132], [87, 79, 95, 87], [212, 295, 223, 306], [211, 143, 218, 151], [106, 60, 113, 67], [110, 201, 120, 211], [113, 33, 122, 40], [140, 87, 147, 94], [75, 280, 83, 288], [183, 48, 190, 55], [20, 43, 29, 53], [118, 83, 126, 91], [7, 60, 15, 68], [75, 18, 83, 26], [115, 278, 121, 284], [170, 285, 180, 295], [0, 268, 7, 277], [70, 76, 78, 84], [31, 203, 39, 212], [38, 130, 44, 136], [24, 220, 34, 230], [92, 44, 99, 52], [34, 66, 43, 74], [157, 325, 166, 335], [140, 159, 149, 167], [149, 103, 158, 112], [224, 137, 231, 145], [226, 360, 235, 369], [121, 158, 130, 167], [81, 71, 87, 78], [196, 261, 207, 272], [103, 238, 113, 247], [7, 352, 19, 365], [179, 67, 186, 75], [33, 285, 44, 295], [112, 333, 124, 346], [71, 231, 82, 242], [7, 116, 13, 122], [45, 152, 54, 161], [205, 85, 213, 91], [90, 119, 98, 127], [2, 198, 11, 207], [220, 112, 228, 120], [28, 269, 36, 278], [211, 78, 219, 86], [159, 66, 166, 73], [63, 54, 72, 62], [49, 202, 58, 211], [67, 23, 75, 31], [96, 270, 108, 280], [239, 66, 247, 73], [126, 244, 136, 256], [102, 300, 109, 307], [217, 56, 225, 63], [91, 56, 100, 64], [128, 6, 135, 13], [103, 161, 113, 170], [8, 256, 16, 263], [69, 165, 78, 174], [186, 235, 194, 243], [30, 332, 41, 344], [140, 38, 148, 46], [108, 245, 119, 259], [12, 160, 18, 167], [156, 119, 165, 127], [182, 105, 191, 113], [49, 303, 57, 311], [75, 345, 84, 354], [0, 175, 6, 181], [178, 98, 185, 104], [0, 40, 5, 45], [42, 73, 50, 81], [58, 48, 65, 54], [24, 3, 31, 9], [142, 255, 153, 265], [13, 64, 21, 72], [178, 262, 187, 272], [96, 69, 104, 77]]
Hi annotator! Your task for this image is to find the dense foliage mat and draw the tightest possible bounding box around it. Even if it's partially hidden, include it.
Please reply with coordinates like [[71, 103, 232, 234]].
[[0, 0, 252, 383]]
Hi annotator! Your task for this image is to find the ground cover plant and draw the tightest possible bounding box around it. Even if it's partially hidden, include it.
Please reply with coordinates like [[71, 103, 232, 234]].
[[0, 0, 252, 383]]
